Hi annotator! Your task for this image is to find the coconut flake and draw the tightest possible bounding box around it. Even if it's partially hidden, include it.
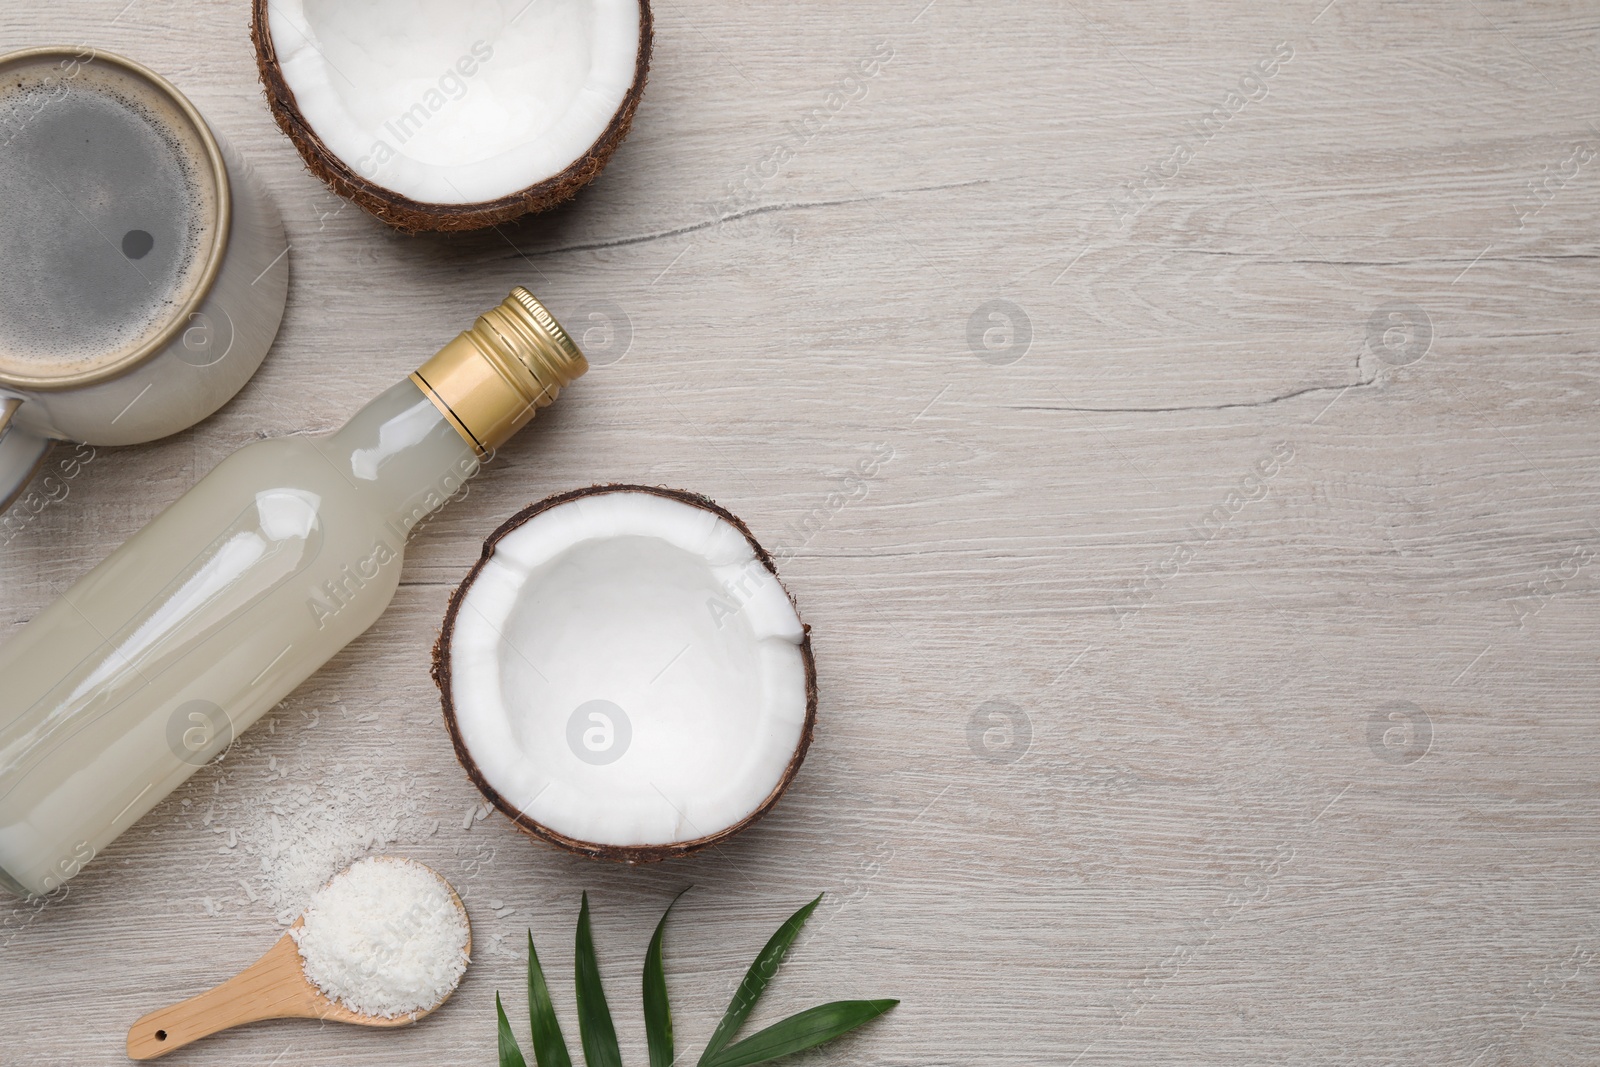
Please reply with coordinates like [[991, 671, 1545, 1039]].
[[291, 856, 470, 1019], [190, 720, 440, 925]]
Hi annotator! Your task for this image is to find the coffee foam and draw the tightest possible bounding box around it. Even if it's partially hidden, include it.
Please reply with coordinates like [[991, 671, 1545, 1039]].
[[0, 53, 221, 381]]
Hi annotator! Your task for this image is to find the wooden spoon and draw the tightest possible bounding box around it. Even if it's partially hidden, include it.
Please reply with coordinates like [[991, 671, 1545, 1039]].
[[126, 861, 470, 1060]]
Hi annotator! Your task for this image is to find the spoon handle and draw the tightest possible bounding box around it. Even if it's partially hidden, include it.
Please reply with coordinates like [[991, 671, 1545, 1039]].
[[126, 933, 321, 1059]]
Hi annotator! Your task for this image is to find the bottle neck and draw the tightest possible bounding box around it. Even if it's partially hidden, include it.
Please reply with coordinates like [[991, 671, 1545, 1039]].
[[305, 288, 585, 542], [318, 379, 480, 540]]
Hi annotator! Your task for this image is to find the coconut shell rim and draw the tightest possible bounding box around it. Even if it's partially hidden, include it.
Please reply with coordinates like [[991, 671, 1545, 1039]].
[[250, 0, 654, 233], [432, 483, 819, 864]]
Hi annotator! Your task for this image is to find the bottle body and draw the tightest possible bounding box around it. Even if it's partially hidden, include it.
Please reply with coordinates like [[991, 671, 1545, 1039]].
[[0, 381, 477, 896]]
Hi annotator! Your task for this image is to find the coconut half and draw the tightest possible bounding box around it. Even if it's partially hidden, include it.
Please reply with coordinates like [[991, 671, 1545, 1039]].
[[434, 486, 817, 861], [252, 0, 652, 231]]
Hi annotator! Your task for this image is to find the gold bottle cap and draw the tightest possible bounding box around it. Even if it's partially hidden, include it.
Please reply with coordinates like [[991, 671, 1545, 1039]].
[[411, 287, 588, 456]]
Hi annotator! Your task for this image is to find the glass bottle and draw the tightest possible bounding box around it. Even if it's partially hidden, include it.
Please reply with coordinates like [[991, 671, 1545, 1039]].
[[0, 287, 585, 897]]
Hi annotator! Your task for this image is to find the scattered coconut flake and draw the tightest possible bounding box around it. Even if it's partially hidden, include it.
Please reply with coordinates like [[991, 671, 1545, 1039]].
[[171, 700, 449, 924], [291, 857, 470, 1019]]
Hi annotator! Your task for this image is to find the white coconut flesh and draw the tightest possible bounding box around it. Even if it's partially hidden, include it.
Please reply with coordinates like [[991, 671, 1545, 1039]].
[[267, 0, 642, 204], [448, 492, 809, 848]]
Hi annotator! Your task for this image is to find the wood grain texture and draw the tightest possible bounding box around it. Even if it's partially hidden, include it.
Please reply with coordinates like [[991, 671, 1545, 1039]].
[[3, 1, 1600, 1064]]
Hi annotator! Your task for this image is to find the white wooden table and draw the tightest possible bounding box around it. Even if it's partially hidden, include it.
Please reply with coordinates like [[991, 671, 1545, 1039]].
[[4, 1, 1600, 1063]]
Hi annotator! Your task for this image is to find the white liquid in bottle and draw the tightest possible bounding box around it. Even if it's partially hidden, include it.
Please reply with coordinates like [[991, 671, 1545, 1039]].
[[0, 289, 584, 896]]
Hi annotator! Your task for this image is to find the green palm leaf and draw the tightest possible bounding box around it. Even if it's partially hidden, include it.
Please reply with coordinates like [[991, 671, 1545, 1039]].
[[575, 893, 623, 1067], [702, 1000, 900, 1067], [497, 892, 895, 1067], [497, 992, 529, 1067], [697, 895, 822, 1065], [644, 888, 690, 1067], [527, 931, 574, 1067]]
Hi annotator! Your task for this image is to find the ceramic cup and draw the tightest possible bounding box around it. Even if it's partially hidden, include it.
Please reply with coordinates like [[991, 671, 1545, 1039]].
[[0, 46, 288, 515]]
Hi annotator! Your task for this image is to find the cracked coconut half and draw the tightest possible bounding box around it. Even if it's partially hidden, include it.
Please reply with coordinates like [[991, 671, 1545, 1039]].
[[252, 0, 652, 231], [434, 486, 817, 861]]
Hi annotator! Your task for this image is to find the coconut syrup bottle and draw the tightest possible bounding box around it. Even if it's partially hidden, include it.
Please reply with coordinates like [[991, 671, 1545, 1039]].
[[0, 288, 585, 897]]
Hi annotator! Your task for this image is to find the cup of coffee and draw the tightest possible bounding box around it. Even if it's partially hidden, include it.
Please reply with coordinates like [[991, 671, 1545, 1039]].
[[0, 46, 289, 514]]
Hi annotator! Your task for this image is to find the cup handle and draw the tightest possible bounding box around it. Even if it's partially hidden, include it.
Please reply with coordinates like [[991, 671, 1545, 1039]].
[[0, 399, 54, 517]]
